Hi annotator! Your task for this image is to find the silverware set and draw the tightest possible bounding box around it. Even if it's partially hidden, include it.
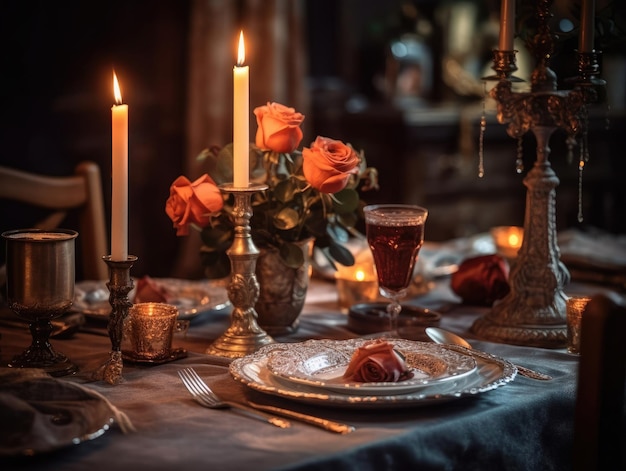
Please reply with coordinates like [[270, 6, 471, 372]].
[[178, 367, 355, 433]]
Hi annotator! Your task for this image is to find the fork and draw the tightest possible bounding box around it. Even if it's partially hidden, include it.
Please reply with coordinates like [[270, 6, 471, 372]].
[[178, 368, 291, 428]]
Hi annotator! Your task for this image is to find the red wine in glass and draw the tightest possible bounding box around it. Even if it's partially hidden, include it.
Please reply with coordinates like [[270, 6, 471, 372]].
[[364, 204, 428, 335]]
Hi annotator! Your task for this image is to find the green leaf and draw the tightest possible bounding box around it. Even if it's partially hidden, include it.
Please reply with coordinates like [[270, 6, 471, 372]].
[[273, 179, 299, 203], [213, 144, 234, 184], [305, 208, 328, 237], [279, 242, 305, 269], [332, 188, 360, 214], [274, 207, 299, 230], [327, 223, 349, 243], [328, 241, 355, 266], [200, 225, 233, 252], [337, 212, 358, 229]]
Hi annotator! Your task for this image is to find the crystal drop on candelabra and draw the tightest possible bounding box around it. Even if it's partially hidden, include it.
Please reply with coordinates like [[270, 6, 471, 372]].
[[577, 155, 585, 223], [515, 137, 524, 173], [478, 84, 487, 178]]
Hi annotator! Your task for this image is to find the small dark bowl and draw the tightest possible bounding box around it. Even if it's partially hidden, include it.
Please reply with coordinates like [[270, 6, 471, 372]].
[[347, 302, 442, 340]]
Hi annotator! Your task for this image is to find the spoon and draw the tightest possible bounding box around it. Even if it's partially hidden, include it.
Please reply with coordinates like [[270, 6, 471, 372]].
[[425, 327, 552, 381]]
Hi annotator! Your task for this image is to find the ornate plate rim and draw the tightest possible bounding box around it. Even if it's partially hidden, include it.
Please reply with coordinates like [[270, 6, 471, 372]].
[[230, 340, 517, 408], [265, 339, 477, 395]]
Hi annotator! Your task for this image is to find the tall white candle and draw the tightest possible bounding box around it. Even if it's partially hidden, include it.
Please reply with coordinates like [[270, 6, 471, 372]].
[[111, 71, 128, 261], [233, 31, 249, 188], [579, 0, 595, 52], [499, 0, 515, 51]]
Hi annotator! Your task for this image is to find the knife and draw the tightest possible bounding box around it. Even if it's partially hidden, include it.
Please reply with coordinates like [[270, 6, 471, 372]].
[[247, 401, 355, 434]]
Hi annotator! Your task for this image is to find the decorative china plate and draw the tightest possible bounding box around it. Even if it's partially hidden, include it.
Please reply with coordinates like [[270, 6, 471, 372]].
[[265, 339, 476, 395], [73, 278, 230, 320], [230, 339, 517, 408]]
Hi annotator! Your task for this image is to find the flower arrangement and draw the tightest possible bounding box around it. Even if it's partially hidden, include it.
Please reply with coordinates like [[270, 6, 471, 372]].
[[166, 102, 379, 279]]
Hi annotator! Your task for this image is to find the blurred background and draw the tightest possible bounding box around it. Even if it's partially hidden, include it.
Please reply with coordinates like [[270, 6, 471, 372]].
[[1, 0, 625, 280]]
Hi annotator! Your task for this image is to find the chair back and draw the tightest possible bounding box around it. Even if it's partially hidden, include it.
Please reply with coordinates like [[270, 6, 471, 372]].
[[0, 162, 108, 280], [572, 292, 626, 471]]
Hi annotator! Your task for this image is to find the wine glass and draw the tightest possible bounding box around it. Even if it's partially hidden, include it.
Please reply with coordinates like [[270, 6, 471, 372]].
[[363, 204, 428, 336], [2, 228, 79, 376]]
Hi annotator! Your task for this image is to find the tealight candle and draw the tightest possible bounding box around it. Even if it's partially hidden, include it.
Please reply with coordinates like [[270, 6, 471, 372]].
[[490, 226, 524, 259], [335, 265, 379, 312]]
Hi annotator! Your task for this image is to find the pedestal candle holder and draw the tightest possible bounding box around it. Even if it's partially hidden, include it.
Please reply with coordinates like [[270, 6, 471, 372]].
[[93, 255, 137, 384], [471, 0, 601, 348], [206, 183, 274, 358]]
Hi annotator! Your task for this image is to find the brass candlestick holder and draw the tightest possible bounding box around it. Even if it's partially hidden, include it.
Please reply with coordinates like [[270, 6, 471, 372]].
[[206, 183, 275, 358], [471, 0, 602, 348], [93, 255, 137, 384]]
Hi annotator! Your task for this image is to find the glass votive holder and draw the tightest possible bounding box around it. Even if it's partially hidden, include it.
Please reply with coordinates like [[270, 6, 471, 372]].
[[490, 226, 524, 259], [336, 275, 379, 312], [123, 302, 189, 361], [566, 296, 591, 354]]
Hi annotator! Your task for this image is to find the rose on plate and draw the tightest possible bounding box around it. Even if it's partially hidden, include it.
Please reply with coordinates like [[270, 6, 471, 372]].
[[343, 339, 414, 383]]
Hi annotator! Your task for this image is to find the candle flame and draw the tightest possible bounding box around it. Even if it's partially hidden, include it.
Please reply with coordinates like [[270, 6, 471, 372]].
[[355, 270, 366, 282], [237, 31, 245, 66], [113, 71, 123, 105], [508, 233, 520, 247]]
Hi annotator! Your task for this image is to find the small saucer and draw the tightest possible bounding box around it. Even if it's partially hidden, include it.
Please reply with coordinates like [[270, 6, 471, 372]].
[[122, 347, 188, 365], [348, 302, 441, 339]]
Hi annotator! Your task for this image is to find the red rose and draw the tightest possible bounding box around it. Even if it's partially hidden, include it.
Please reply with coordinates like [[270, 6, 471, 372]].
[[450, 254, 510, 306], [302, 136, 360, 193], [343, 339, 414, 383], [254, 102, 305, 153], [165, 174, 223, 236]]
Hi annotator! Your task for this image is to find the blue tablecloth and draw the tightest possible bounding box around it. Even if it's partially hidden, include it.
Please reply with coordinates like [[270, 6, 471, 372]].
[[0, 276, 595, 471]]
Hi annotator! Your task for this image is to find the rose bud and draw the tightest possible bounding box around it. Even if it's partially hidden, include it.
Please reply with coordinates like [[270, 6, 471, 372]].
[[343, 339, 414, 383], [450, 254, 510, 306]]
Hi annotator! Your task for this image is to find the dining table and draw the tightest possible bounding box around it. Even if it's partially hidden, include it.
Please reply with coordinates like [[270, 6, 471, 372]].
[[0, 234, 620, 471]]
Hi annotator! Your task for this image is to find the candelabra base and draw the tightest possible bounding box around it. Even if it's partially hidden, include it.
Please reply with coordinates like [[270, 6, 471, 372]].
[[472, 314, 567, 348], [206, 322, 274, 358]]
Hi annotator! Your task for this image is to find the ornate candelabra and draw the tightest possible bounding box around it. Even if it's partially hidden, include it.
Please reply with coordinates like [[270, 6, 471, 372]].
[[206, 184, 275, 358], [471, 0, 603, 348], [93, 255, 137, 384]]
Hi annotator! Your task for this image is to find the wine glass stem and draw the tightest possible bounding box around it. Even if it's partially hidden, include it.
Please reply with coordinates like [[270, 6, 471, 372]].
[[386, 296, 402, 335]]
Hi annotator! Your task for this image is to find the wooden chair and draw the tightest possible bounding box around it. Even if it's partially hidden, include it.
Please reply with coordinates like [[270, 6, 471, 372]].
[[572, 292, 626, 471], [0, 161, 108, 280]]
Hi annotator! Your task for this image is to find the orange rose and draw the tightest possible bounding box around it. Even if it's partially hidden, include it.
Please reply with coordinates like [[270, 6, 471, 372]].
[[254, 102, 304, 153], [302, 136, 360, 193], [165, 174, 223, 236]]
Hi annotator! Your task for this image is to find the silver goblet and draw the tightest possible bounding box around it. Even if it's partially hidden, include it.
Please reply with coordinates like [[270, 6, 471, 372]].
[[2, 228, 78, 376]]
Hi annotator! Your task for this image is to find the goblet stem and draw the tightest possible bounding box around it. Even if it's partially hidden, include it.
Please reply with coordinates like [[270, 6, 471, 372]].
[[386, 296, 403, 336], [9, 318, 78, 377]]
